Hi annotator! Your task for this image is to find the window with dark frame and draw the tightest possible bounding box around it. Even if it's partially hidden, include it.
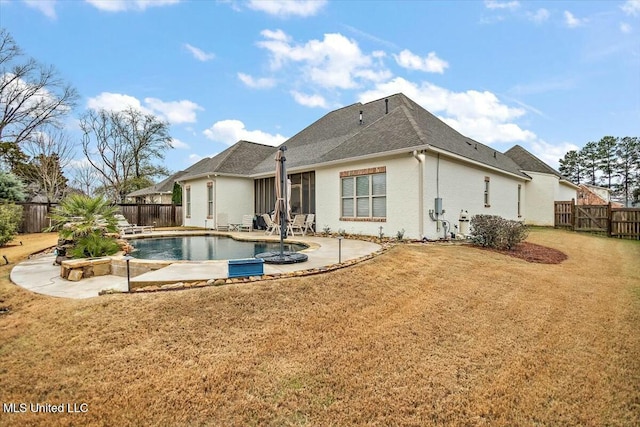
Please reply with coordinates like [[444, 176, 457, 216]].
[[207, 182, 213, 218], [186, 185, 191, 218], [484, 176, 491, 208], [484, 176, 490, 207], [517, 184, 521, 217]]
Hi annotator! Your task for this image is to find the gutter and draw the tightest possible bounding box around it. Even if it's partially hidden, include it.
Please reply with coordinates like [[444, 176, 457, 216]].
[[424, 145, 531, 181]]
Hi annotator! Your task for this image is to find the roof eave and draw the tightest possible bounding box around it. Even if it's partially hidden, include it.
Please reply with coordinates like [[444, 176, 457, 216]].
[[249, 144, 434, 178], [177, 171, 253, 182], [425, 145, 530, 181]]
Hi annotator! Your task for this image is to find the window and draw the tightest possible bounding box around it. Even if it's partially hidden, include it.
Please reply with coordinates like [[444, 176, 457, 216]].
[[207, 182, 213, 218], [517, 184, 521, 217], [341, 169, 386, 220], [185, 185, 191, 218], [484, 176, 490, 207]]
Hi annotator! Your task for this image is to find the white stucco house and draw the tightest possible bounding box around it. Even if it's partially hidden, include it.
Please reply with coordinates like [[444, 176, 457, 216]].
[[177, 93, 578, 239]]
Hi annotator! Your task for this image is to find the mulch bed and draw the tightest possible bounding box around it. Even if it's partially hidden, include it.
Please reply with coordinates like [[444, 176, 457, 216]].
[[478, 242, 568, 264]]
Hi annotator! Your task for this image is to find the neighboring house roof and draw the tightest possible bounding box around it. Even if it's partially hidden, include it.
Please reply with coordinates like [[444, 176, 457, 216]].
[[179, 140, 277, 181], [251, 93, 527, 178], [578, 184, 624, 207], [127, 170, 189, 197]]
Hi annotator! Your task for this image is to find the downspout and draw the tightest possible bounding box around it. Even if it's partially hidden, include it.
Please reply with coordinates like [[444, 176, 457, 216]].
[[412, 150, 425, 238]]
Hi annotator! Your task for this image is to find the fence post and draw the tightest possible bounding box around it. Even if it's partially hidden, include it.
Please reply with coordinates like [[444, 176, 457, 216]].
[[607, 202, 612, 237], [571, 198, 576, 230]]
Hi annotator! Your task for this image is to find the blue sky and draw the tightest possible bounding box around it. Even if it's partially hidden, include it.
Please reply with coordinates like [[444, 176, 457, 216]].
[[1, 0, 639, 172]]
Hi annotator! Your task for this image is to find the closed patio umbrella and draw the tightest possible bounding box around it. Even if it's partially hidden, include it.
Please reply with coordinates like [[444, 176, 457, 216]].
[[255, 146, 307, 264]]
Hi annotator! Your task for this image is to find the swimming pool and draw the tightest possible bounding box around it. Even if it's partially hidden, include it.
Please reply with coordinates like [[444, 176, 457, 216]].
[[129, 235, 307, 261]]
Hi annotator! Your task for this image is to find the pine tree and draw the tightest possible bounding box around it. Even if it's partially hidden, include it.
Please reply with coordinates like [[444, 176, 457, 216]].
[[597, 136, 618, 188], [579, 141, 599, 186], [559, 150, 582, 183], [616, 136, 640, 206]]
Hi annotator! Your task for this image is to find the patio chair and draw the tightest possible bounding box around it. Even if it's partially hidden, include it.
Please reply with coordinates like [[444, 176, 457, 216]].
[[115, 214, 153, 234], [239, 214, 253, 232], [303, 213, 315, 235], [290, 214, 306, 236], [262, 213, 279, 235], [216, 213, 229, 231]]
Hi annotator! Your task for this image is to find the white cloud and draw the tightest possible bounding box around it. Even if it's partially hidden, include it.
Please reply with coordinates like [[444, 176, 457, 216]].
[[170, 138, 190, 149], [620, 22, 632, 33], [203, 119, 287, 146], [359, 77, 535, 144], [237, 73, 276, 89], [394, 49, 449, 74], [87, 92, 148, 112], [143, 98, 202, 124], [484, 0, 520, 11], [621, 0, 640, 16], [184, 43, 215, 62], [564, 11, 587, 28], [290, 91, 327, 108], [527, 8, 550, 24], [247, 0, 327, 17], [530, 140, 580, 169], [87, 92, 203, 124], [23, 0, 57, 19], [256, 30, 390, 89], [85, 0, 181, 12]]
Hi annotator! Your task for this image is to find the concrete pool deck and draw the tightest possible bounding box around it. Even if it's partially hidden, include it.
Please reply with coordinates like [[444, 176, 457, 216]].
[[10, 231, 382, 299]]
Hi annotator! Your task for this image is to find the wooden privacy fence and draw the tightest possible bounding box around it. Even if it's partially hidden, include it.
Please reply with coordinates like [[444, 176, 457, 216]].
[[118, 204, 182, 228], [15, 203, 183, 233], [554, 201, 640, 240]]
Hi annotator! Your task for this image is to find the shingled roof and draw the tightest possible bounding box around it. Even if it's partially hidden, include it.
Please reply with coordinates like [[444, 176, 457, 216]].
[[181, 94, 539, 180], [504, 145, 568, 179], [250, 93, 527, 178], [180, 140, 277, 180], [127, 170, 189, 197]]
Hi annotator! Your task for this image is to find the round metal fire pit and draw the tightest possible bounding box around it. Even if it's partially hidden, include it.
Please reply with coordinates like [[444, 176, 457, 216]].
[[255, 251, 308, 264]]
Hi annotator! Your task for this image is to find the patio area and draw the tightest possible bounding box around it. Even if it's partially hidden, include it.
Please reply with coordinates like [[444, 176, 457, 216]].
[[10, 231, 382, 299]]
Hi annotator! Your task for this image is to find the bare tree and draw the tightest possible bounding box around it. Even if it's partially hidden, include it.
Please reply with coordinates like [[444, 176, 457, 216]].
[[80, 109, 134, 202], [115, 107, 173, 180], [0, 29, 79, 151], [69, 161, 101, 197], [79, 107, 173, 202], [20, 127, 76, 202]]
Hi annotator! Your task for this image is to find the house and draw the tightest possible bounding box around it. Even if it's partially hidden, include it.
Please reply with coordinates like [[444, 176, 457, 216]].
[[127, 170, 188, 204], [178, 93, 578, 239], [504, 145, 579, 226], [577, 184, 624, 208]]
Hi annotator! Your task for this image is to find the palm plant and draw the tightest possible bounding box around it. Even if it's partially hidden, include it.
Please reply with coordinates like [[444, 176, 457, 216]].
[[48, 194, 118, 239], [48, 194, 121, 258]]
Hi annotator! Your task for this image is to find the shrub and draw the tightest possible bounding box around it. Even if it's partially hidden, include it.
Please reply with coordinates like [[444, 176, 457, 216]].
[[0, 203, 22, 246], [0, 172, 26, 202], [69, 231, 120, 258], [470, 215, 528, 250], [47, 194, 120, 259]]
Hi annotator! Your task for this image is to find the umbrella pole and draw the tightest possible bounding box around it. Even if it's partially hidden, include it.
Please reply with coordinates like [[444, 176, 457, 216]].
[[279, 147, 287, 257]]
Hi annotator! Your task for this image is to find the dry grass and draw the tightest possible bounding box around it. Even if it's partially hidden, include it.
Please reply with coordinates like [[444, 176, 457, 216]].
[[0, 229, 638, 426]]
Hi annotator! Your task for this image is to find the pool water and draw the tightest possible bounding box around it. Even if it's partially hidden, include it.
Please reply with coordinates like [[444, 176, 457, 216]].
[[129, 236, 307, 261]]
